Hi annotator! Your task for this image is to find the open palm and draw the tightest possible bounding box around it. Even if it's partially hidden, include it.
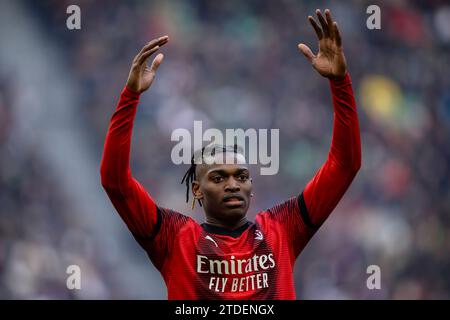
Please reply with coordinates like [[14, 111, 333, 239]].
[[298, 9, 347, 80], [127, 35, 169, 93]]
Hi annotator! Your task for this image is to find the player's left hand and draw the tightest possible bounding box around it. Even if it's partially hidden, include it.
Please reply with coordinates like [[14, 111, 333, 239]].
[[298, 9, 347, 80]]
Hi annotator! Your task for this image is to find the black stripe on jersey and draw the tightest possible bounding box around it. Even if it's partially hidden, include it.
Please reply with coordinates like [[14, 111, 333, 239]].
[[148, 207, 162, 240], [201, 221, 252, 238], [298, 192, 318, 230]]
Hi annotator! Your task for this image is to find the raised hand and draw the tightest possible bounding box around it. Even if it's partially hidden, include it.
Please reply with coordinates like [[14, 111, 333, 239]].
[[298, 9, 347, 80], [126, 35, 169, 93]]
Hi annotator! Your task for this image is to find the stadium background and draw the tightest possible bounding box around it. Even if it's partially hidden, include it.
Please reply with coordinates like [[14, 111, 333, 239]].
[[0, 0, 449, 299]]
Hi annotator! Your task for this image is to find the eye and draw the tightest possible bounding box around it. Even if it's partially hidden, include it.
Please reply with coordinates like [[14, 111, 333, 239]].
[[212, 176, 224, 183], [238, 174, 249, 181]]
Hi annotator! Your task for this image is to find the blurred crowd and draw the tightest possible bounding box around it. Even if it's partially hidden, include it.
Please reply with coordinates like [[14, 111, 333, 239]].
[[1, 0, 449, 298], [0, 74, 114, 298]]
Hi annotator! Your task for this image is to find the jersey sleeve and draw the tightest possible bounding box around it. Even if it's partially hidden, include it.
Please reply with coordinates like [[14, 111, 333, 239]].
[[100, 86, 189, 270], [142, 207, 191, 271], [302, 73, 361, 228]]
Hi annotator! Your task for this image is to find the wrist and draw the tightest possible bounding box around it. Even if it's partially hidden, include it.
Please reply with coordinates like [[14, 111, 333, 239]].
[[329, 71, 351, 87], [122, 85, 141, 99]]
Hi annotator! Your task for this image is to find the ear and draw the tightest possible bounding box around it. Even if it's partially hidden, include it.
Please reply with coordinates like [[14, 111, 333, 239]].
[[192, 181, 203, 199]]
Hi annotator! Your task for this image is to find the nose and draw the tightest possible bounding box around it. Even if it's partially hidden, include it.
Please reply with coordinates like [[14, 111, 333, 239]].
[[224, 177, 240, 192]]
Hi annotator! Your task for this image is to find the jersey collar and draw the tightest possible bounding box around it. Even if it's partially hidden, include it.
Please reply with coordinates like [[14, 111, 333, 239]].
[[201, 221, 252, 238]]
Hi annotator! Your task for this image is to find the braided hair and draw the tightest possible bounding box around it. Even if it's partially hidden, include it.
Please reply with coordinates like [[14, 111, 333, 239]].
[[181, 144, 244, 207]]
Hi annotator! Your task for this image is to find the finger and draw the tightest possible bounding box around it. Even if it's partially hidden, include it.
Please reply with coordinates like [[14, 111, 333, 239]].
[[325, 9, 335, 39], [150, 53, 164, 72], [308, 16, 323, 40], [316, 9, 330, 38], [137, 45, 160, 66], [333, 22, 342, 47], [135, 35, 169, 61], [141, 35, 168, 53], [297, 43, 315, 63], [140, 36, 169, 56]]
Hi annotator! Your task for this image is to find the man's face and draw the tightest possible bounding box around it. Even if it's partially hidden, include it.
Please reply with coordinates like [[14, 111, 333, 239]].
[[193, 152, 252, 224]]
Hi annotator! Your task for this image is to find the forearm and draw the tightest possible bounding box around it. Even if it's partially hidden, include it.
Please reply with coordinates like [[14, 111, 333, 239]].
[[328, 72, 361, 172], [303, 72, 361, 227], [100, 86, 140, 191], [100, 86, 160, 239]]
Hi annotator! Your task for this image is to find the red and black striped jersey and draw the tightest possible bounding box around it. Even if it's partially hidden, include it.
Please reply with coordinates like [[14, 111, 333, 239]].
[[138, 195, 315, 299]]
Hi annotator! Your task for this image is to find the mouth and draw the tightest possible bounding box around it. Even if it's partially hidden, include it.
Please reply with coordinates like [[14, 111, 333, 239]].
[[223, 194, 245, 207]]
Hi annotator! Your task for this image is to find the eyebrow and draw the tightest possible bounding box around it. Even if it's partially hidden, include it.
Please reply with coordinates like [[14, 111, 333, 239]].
[[207, 168, 249, 176]]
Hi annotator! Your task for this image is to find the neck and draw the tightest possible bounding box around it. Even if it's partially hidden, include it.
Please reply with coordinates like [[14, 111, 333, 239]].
[[204, 216, 248, 231]]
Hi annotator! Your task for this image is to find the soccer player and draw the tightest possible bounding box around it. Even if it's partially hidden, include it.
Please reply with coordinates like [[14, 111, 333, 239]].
[[100, 9, 361, 299]]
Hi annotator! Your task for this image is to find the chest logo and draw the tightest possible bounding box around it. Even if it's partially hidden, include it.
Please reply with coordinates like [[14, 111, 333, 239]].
[[205, 235, 218, 247], [255, 230, 264, 241]]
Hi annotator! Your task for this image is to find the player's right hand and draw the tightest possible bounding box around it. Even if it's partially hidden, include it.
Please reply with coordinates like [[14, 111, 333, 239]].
[[126, 35, 169, 93]]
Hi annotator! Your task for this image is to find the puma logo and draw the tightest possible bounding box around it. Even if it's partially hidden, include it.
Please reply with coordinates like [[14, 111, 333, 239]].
[[205, 235, 218, 247]]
